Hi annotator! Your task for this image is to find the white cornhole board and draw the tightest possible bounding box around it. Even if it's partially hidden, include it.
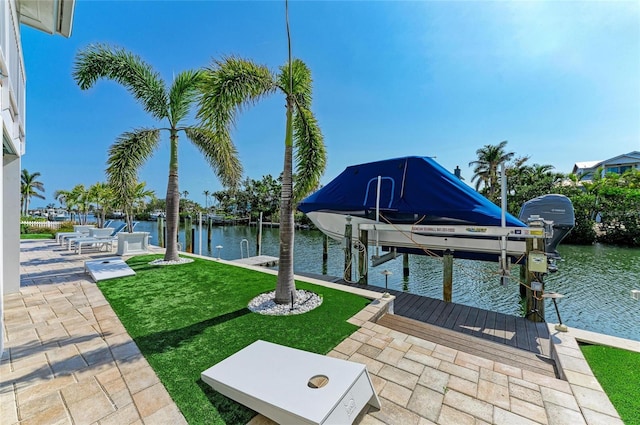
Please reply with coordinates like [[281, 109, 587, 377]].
[[201, 340, 380, 425], [84, 257, 136, 282]]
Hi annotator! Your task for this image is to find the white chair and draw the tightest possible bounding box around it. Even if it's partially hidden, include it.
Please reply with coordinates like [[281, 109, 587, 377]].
[[68, 223, 127, 253], [56, 225, 95, 245]]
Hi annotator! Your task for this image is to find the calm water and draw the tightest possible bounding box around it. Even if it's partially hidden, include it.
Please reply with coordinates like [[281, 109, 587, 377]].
[[133, 221, 640, 342]]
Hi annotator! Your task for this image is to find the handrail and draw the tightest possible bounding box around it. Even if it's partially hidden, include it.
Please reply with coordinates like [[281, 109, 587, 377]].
[[240, 238, 249, 259]]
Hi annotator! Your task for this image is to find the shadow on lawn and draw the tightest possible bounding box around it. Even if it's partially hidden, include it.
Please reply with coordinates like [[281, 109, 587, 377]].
[[196, 379, 257, 425], [134, 308, 251, 355]]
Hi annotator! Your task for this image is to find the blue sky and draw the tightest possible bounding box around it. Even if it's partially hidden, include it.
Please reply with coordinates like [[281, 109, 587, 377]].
[[22, 0, 640, 208]]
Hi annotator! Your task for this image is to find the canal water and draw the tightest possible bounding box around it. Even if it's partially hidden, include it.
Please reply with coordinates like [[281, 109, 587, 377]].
[[133, 221, 640, 342]]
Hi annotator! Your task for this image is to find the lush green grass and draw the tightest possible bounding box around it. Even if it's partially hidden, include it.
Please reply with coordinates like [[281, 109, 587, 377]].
[[98, 255, 369, 424], [20, 233, 54, 239], [580, 344, 640, 424]]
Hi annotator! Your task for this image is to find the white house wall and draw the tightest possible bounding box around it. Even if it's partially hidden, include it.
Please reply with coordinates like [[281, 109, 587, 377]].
[[2, 0, 27, 356], [1, 0, 75, 356]]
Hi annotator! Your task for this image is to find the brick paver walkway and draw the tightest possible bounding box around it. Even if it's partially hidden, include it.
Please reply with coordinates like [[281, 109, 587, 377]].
[[2, 240, 185, 425], [2, 239, 626, 424]]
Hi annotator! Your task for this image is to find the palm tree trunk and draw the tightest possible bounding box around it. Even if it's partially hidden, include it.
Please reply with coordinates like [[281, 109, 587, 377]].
[[275, 103, 296, 304], [164, 129, 180, 261]]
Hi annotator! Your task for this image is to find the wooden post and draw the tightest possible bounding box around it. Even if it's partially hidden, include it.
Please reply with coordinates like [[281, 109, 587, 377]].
[[519, 259, 527, 298], [191, 228, 195, 253], [322, 234, 329, 262], [256, 212, 263, 256], [344, 216, 352, 282], [358, 228, 368, 284], [443, 249, 453, 302], [524, 237, 546, 322], [158, 217, 164, 248], [403, 253, 410, 278], [185, 216, 192, 253], [207, 216, 212, 244]]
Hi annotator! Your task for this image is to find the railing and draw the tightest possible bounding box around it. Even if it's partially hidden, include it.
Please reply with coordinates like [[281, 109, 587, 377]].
[[21, 221, 63, 229]]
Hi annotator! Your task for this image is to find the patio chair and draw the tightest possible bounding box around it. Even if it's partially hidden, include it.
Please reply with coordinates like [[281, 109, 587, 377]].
[[67, 223, 127, 252], [71, 222, 140, 254], [56, 220, 114, 245], [56, 225, 95, 245]]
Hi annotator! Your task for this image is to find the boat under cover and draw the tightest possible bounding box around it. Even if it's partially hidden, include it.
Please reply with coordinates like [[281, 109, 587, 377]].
[[298, 156, 563, 263]]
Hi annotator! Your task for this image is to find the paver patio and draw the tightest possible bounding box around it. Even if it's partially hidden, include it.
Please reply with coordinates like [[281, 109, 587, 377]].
[[1, 239, 627, 424]]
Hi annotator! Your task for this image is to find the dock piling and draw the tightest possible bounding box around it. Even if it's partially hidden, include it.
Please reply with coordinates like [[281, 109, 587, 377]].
[[443, 249, 453, 302], [358, 229, 368, 284], [344, 216, 352, 282]]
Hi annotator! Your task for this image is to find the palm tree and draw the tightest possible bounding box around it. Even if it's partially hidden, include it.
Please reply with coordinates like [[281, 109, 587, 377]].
[[73, 44, 242, 261], [196, 3, 326, 304], [114, 181, 154, 232], [54, 185, 85, 223], [469, 140, 514, 202], [20, 169, 45, 216], [203, 190, 210, 211], [88, 182, 114, 227]]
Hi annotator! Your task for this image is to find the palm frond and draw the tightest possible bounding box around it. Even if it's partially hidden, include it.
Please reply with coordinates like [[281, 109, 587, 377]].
[[169, 70, 204, 127], [196, 56, 275, 133], [278, 59, 312, 108], [184, 127, 243, 188], [106, 129, 160, 198], [293, 106, 326, 201], [73, 44, 168, 119]]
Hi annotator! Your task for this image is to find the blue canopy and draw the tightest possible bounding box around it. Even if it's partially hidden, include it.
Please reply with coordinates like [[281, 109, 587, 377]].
[[298, 156, 526, 227]]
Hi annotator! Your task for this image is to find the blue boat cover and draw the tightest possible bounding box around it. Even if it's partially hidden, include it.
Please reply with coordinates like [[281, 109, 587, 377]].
[[298, 156, 526, 227]]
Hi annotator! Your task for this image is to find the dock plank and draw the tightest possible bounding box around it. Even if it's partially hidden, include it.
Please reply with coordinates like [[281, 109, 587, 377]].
[[232, 255, 279, 267], [333, 280, 551, 356]]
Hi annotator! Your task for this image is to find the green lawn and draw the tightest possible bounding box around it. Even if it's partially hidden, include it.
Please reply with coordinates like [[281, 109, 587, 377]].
[[581, 344, 640, 424], [20, 234, 54, 239], [98, 255, 370, 424]]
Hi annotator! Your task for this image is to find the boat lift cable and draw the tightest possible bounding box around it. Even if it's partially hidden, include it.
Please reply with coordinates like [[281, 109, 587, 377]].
[[342, 239, 368, 284]]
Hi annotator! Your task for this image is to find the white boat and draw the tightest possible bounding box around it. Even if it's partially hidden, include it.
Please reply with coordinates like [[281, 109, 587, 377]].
[[149, 210, 165, 220], [47, 209, 70, 221], [299, 157, 572, 264]]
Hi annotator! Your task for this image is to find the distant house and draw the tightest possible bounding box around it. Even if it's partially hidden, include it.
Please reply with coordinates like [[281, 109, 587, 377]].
[[572, 151, 640, 180]]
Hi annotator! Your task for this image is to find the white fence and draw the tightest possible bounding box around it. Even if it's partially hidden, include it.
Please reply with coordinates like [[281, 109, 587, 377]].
[[21, 221, 63, 229]]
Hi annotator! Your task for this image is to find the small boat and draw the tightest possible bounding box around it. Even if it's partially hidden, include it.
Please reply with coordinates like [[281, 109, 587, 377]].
[[47, 209, 69, 221], [207, 213, 225, 224], [149, 210, 166, 220], [298, 156, 573, 263]]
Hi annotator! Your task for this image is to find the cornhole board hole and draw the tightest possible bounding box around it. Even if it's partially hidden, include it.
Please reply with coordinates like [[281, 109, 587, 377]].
[[84, 257, 136, 282], [201, 340, 380, 425]]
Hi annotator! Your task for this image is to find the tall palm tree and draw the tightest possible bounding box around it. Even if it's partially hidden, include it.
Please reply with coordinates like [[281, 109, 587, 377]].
[[73, 44, 242, 261], [196, 4, 326, 304], [20, 169, 45, 216], [469, 140, 514, 202], [203, 190, 210, 211]]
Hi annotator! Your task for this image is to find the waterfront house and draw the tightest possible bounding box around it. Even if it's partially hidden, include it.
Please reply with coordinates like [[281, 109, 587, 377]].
[[1, 0, 76, 353], [572, 151, 640, 180]]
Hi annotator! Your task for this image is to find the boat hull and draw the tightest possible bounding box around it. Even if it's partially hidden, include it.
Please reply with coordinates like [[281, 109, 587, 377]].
[[307, 211, 530, 263]]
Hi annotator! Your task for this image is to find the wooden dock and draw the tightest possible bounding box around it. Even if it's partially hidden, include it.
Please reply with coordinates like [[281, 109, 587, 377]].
[[318, 276, 552, 356], [232, 255, 279, 267]]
